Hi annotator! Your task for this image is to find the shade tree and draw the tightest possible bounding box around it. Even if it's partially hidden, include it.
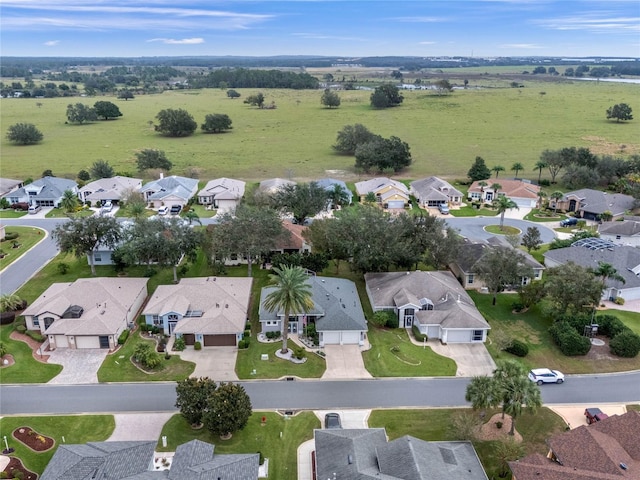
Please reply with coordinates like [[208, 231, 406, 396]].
[[175, 377, 218, 427], [320, 89, 341, 108], [203, 382, 252, 439], [6, 123, 43, 145], [467, 156, 492, 182], [475, 247, 534, 305], [154, 108, 197, 137], [544, 263, 604, 315], [271, 182, 329, 225], [201, 113, 232, 133], [606, 103, 633, 122], [66, 103, 98, 124], [354, 135, 411, 173], [135, 148, 172, 172], [333, 124, 377, 155], [93, 101, 122, 120], [370, 83, 403, 108], [90, 159, 115, 179]]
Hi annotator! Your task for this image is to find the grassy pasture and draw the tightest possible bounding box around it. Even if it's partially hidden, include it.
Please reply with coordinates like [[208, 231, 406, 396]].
[[1, 80, 638, 182]]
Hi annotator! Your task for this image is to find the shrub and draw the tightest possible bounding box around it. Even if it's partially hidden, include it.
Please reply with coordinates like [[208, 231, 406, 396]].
[[293, 346, 307, 360], [15, 324, 26, 333], [266, 331, 281, 340], [371, 311, 391, 327], [539, 179, 551, 187], [614, 297, 625, 305], [3, 232, 19, 241], [609, 331, 640, 358], [25, 330, 45, 342], [0, 312, 16, 325], [140, 323, 149, 332], [385, 314, 399, 329], [194, 341, 202, 351], [258, 451, 265, 466], [496, 421, 503, 429], [596, 315, 627, 338], [143, 267, 157, 277], [412, 323, 427, 342], [118, 330, 130, 345], [0, 470, 7, 478], [165, 352, 171, 360], [549, 322, 591, 356], [505, 339, 529, 357], [243, 329, 251, 338], [238, 339, 249, 349], [173, 337, 186, 351], [57, 262, 70, 275]]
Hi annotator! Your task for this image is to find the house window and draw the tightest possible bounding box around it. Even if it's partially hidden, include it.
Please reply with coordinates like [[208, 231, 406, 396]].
[[152, 315, 161, 326], [534, 271, 541, 279], [168, 314, 179, 321], [33, 317, 40, 327], [472, 330, 483, 341], [230, 253, 238, 261], [467, 274, 474, 284], [94, 253, 102, 262], [470, 192, 481, 200], [616, 235, 621, 240], [266, 320, 278, 326]]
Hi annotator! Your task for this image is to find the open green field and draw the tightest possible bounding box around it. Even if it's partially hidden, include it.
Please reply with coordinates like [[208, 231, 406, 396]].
[[1, 80, 638, 182]]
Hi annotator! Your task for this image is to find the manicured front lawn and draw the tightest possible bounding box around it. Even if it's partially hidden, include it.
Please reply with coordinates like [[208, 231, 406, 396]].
[[0, 324, 62, 384], [362, 327, 456, 377], [485, 225, 521, 235], [0, 209, 27, 219], [45, 208, 95, 218], [157, 411, 320, 480], [369, 407, 567, 479], [450, 206, 497, 217], [184, 204, 216, 219], [97, 330, 195, 382], [471, 291, 640, 374], [0, 226, 46, 271], [236, 339, 326, 379], [523, 209, 564, 222], [0, 415, 114, 475]]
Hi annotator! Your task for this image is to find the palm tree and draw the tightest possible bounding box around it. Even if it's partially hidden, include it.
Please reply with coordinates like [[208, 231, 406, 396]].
[[494, 195, 518, 230], [60, 189, 78, 213], [328, 184, 350, 210], [0, 293, 24, 312], [127, 201, 146, 219], [492, 165, 505, 178], [510, 162, 524, 178], [491, 183, 502, 196], [184, 210, 202, 225], [593, 262, 625, 288], [550, 191, 563, 213], [536, 190, 547, 209], [263, 265, 314, 354], [534, 160, 548, 185], [465, 376, 499, 417], [502, 376, 542, 435]]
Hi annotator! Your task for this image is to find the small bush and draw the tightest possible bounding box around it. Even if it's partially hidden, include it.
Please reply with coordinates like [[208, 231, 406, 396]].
[[194, 341, 202, 351], [258, 451, 265, 465], [3, 232, 19, 241], [505, 339, 529, 357], [609, 330, 640, 358], [496, 421, 503, 429], [140, 323, 149, 332], [293, 346, 307, 360], [238, 339, 249, 349], [511, 302, 525, 313], [385, 314, 399, 329], [12, 470, 24, 480], [25, 330, 45, 342], [57, 262, 70, 275], [614, 297, 625, 305], [243, 329, 251, 338], [266, 331, 281, 340], [549, 321, 591, 356], [0, 470, 7, 478], [245, 322, 251, 330], [173, 337, 186, 351], [15, 324, 26, 333], [118, 330, 130, 345], [596, 315, 627, 338], [0, 312, 16, 325], [143, 267, 157, 277], [165, 352, 171, 360], [539, 179, 551, 187], [412, 323, 427, 342]]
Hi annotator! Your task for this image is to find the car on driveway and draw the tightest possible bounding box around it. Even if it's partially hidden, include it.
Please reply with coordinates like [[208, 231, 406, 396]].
[[560, 217, 578, 227], [438, 203, 450, 214], [528, 368, 565, 385], [158, 206, 169, 215], [584, 407, 608, 424], [324, 413, 342, 429]]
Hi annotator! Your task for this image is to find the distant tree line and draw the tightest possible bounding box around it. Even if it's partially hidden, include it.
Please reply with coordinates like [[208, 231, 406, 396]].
[[188, 68, 319, 89]]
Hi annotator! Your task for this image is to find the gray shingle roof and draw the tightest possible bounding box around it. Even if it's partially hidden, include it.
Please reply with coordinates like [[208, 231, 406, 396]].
[[456, 237, 544, 273], [12, 176, 77, 202], [410, 177, 463, 202], [598, 219, 640, 237], [315, 178, 353, 203], [140, 176, 198, 202], [562, 189, 635, 216]]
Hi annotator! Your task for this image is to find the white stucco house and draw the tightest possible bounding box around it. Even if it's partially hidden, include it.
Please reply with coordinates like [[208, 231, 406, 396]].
[[5, 176, 78, 207], [355, 177, 409, 209], [410, 176, 463, 208], [365, 271, 490, 343], [78, 176, 142, 205], [467, 179, 540, 208], [197, 177, 245, 213]]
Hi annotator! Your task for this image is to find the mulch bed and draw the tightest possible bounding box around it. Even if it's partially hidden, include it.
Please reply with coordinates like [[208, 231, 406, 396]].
[[2, 457, 38, 480], [12, 427, 55, 452], [584, 336, 617, 362]]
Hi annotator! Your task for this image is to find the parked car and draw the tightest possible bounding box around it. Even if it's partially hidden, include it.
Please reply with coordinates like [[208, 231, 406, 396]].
[[157, 206, 169, 215], [438, 203, 450, 214], [560, 217, 578, 227], [584, 408, 608, 424], [324, 413, 342, 429], [528, 368, 565, 385], [101, 201, 113, 213], [28, 205, 41, 214], [170, 204, 182, 215]]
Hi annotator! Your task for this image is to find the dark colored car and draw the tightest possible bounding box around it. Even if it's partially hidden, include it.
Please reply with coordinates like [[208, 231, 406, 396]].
[[585, 408, 608, 424], [170, 204, 182, 215], [560, 217, 578, 227], [324, 413, 342, 429]]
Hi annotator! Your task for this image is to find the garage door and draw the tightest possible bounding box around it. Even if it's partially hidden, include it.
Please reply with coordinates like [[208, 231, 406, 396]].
[[54, 335, 68, 348], [203, 334, 236, 346], [446, 330, 471, 343], [340, 331, 361, 345], [183, 334, 195, 345], [427, 326, 440, 339], [322, 331, 341, 345], [387, 200, 405, 209], [76, 336, 100, 349]]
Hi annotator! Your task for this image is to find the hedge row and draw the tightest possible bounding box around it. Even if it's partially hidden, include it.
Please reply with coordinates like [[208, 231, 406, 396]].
[[549, 322, 592, 356]]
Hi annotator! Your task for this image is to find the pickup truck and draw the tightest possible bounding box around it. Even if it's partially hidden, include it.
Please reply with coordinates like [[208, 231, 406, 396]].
[[585, 408, 608, 424]]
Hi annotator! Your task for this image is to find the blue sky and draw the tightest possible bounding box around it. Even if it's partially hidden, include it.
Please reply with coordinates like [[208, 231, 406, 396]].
[[1, 1, 639, 58]]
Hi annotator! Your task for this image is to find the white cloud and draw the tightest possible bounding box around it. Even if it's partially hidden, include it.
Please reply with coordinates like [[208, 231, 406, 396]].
[[43, 40, 60, 46], [393, 16, 447, 23], [418, 41, 437, 45], [147, 37, 204, 45], [534, 13, 640, 34], [499, 43, 543, 49]]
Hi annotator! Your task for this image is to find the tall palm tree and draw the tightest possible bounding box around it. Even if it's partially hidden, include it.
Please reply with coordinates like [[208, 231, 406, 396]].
[[127, 201, 146, 219], [184, 210, 202, 225], [328, 184, 350, 210], [593, 262, 625, 288], [494, 195, 518, 230], [536, 190, 547, 209], [492, 165, 505, 178], [465, 375, 499, 417], [263, 265, 314, 354], [550, 191, 563, 213], [491, 183, 502, 196], [534, 160, 548, 185], [60, 189, 78, 213], [510, 162, 524, 178], [502, 376, 542, 436]]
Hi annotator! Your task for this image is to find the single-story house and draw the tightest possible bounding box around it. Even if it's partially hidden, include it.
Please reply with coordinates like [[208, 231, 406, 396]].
[[259, 275, 367, 346], [142, 277, 252, 346], [450, 237, 544, 289], [598, 216, 640, 247], [509, 411, 640, 480], [139, 174, 198, 209], [315, 178, 353, 207], [315, 428, 489, 480], [467, 179, 540, 207], [273, 221, 311, 255], [41, 439, 259, 480], [4, 176, 78, 207], [365, 271, 490, 343], [78, 175, 142, 205], [22, 277, 148, 350], [410, 176, 463, 208], [553, 188, 636, 221], [257, 177, 296, 195], [544, 238, 640, 301], [197, 177, 245, 212], [354, 177, 410, 209], [0, 177, 23, 198]]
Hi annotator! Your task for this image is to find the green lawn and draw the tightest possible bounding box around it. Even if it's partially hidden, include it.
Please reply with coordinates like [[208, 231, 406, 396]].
[[523, 209, 565, 222], [97, 330, 195, 382], [156, 411, 319, 480], [0, 226, 47, 271], [1, 81, 638, 182], [184, 204, 217, 219], [471, 291, 640, 374], [0, 324, 63, 384], [450, 206, 498, 217], [45, 207, 95, 218], [0, 209, 27, 219], [362, 327, 456, 377], [236, 339, 326, 379], [485, 225, 521, 235], [369, 407, 567, 479], [0, 415, 114, 475]]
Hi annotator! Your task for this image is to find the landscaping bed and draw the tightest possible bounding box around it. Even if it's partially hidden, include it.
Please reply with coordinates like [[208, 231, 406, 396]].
[[2, 456, 38, 480], [12, 427, 55, 452]]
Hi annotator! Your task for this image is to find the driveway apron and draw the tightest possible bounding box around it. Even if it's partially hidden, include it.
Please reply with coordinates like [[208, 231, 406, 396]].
[[46, 349, 109, 384], [177, 346, 238, 381], [426, 341, 496, 377], [321, 345, 372, 379]]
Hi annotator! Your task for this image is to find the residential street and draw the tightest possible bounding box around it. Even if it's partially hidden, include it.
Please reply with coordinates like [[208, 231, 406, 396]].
[[444, 216, 557, 242]]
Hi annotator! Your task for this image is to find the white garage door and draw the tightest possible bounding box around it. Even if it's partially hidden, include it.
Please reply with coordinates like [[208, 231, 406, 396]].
[[321, 331, 341, 345], [621, 288, 640, 301], [512, 197, 535, 208], [387, 200, 405, 209], [54, 335, 68, 348], [427, 326, 440, 339], [341, 331, 361, 345], [446, 330, 471, 343], [75, 336, 100, 349]]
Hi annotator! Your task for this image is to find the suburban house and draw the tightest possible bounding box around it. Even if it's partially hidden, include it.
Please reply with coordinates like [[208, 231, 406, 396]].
[[4, 176, 78, 207], [314, 428, 488, 480], [467, 179, 540, 207], [544, 237, 640, 302], [197, 177, 245, 212], [259, 275, 367, 346], [41, 439, 259, 480], [354, 177, 410, 209], [22, 277, 148, 350], [552, 188, 636, 221], [365, 271, 490, 343], [142, 277, 252, 347], [257, 177, 296, 195], [0, 177, 23, 197], [78, 175, 142, 205], [509, 411, 640, 480], [315, 178, 353, 207], [450, 237, 544, 289], [272, 221, 311, 255], [410, 176, 463, 208], [139, 174, 198, 209], [598, 216, 640, 247]]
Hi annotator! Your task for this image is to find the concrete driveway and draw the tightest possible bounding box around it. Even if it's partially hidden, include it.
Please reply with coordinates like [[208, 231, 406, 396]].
[[109, 412, 175, 441], [321, 345, 372, 379], [427, 341, 496, 377], [176, 346, 238, 381], [549, 405, 628, 429], [47, 348, 109, 384]]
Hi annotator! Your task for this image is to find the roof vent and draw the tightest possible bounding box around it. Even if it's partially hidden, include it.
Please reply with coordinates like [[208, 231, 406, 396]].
[[348, 454, 353, 464]]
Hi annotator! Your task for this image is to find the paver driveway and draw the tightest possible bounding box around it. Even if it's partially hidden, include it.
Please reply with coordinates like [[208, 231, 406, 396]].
[[46, 348, 109, 384]]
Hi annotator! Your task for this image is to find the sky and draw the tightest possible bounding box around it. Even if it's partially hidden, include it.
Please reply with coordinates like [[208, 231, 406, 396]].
[[1, 0, 639, 58]]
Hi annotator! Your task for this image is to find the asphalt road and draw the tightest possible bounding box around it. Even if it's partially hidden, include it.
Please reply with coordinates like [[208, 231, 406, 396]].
[[444, 217, 557, 243], [1, 373, 639, 415]]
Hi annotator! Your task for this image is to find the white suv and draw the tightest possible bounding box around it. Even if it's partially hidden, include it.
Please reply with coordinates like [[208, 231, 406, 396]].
[[528, 368, 565, 385], [158, 206, 169, 215]]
